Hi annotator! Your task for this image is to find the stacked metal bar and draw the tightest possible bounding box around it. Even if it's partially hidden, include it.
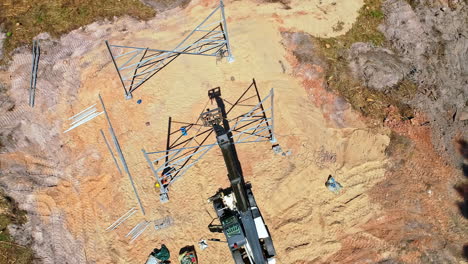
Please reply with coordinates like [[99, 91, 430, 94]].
[[98, 94, 146, 215], [29, 40, 40, 107], [105, 207, 137, 231], [64, 104, 104, 133], [127, 220, 151, 242], [100, 129, 123, 175]]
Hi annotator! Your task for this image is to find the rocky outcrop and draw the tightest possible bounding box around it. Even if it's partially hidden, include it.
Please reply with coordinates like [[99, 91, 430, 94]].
[[348, 42, 411, 92], [350, 0, 468, 163]]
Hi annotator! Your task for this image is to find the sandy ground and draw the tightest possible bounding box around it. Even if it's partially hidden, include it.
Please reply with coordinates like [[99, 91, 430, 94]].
[[0, 0, 401, 263]]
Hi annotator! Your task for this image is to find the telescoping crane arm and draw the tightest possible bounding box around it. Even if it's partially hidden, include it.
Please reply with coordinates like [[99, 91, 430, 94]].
[[204, 87, 276, 264]]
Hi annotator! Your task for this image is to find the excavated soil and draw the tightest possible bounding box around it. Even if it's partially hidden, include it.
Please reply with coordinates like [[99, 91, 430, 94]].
[[0, 0, 465, 263]]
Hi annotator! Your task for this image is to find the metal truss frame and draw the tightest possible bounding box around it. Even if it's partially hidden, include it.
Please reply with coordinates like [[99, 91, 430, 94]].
[[105, 0, 233, 99], [142, 79, 275, 202]]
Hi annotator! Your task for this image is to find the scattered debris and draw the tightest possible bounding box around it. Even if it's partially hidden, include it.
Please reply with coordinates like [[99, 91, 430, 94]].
[[325, 175, 343, 193], [272, 144, 291, 156], [314, 146, 336, 168], [198, 239, 208, 250], [154, 216, 174, 230]]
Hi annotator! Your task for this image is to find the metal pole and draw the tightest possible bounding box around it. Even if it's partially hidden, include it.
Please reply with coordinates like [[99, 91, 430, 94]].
[[30, 40, 39, 107], [142, 149, 162, 187], [69, 104, 97, 120], [100, 129, 123, 175], [270, 88, 276, 143], [130, 221, 150, 242], [220, 0, 234, 62], [126, 221, 146, 237], [98, 94, 145, 215], [173, 4, 221, 51], [165, 117, 172, 165], [105, 41, 131, 99], [252, 79, 273, 141], [106, 207, 137, 231], [129, 48, 148, 93]]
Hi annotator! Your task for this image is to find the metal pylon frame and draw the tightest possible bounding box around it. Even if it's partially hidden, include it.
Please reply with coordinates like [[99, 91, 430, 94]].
[[105, 0, 234, 100], [142, 79, 275, 202]]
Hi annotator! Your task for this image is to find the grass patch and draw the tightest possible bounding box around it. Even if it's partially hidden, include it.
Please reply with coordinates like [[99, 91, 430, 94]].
[[316, 0, 418, 120], [0, 0, 156, 65], [0, 191, 33, 263]]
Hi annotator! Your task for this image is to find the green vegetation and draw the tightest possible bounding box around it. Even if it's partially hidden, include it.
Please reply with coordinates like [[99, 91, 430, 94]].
[[0, 0, 156, 64], [0, 191, 33, 263], [317, 0, 417, 120]]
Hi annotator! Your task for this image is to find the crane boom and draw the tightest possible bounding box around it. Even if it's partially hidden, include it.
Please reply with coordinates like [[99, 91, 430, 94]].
[[204, 87, 276, 264]]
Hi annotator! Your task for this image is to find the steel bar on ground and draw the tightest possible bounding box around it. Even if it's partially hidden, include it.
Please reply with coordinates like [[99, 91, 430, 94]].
[[270, 88, 276, 144], [100, 129, 123, 175], [64, 111, 103, 133], [98, 94, 146, 215], [126, 220, 146, 237], [130, 221, 150, 243], [105, 207, 137, 231], [105, 40, 130, 98], [68, 104, 97, 120], [70, 107, 98, 124], [29, 40, 40, 107]]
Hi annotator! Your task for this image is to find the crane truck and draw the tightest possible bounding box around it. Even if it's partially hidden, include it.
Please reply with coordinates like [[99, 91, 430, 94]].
[[202, 87, 276, 264]]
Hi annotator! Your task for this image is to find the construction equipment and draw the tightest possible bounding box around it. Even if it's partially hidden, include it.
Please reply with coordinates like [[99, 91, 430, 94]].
[[142, 79, 275, 203], [141, 80, 277, 263], [204, 88, 276, 264]]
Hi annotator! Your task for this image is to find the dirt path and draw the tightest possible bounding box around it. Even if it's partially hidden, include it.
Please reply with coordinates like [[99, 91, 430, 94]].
[[0, 0, 398, 263]]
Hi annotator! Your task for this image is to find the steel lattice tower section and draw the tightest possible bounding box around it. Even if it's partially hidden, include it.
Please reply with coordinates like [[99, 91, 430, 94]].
[[105, 0, 234, 100], [141, 79, 275, 202]]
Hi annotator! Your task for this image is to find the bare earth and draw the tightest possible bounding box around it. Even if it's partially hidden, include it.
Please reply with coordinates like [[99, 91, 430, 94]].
[[3, 0, 462, 263]]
